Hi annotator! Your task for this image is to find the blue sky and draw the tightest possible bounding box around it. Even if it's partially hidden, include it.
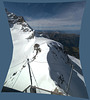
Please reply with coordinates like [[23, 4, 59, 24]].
[[4, 1, 86, 31]]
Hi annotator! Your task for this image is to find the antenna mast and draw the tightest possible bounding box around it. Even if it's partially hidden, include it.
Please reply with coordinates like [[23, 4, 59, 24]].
[[27, 59, 32, 86]]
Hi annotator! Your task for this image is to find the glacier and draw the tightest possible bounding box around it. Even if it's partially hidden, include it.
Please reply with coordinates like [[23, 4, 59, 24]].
[[3, 9, 88, 99]]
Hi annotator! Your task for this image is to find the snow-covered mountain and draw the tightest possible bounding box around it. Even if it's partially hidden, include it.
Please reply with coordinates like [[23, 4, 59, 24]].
[[3, 9, 88, 98]]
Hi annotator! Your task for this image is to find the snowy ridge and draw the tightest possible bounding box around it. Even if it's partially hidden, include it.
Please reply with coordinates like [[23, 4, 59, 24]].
[[4, 9, 88, 98]]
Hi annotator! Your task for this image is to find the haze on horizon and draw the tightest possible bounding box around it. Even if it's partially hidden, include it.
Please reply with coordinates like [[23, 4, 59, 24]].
[[4, 1, 86, 31]]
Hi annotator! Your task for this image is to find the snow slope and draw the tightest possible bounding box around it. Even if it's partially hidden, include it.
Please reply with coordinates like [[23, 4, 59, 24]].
[[4, 9, 88, 98]]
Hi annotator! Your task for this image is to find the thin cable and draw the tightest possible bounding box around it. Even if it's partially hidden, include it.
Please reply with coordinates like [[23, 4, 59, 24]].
[[11, 66, 25, 88], [4, 61, 27, 86], [10, 60, 26, 69], [4, 68, 22, 85], [30, 60, 63, 65]]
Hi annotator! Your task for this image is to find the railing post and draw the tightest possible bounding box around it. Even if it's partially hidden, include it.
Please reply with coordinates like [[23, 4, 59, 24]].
[[66, 64, 74, 96]]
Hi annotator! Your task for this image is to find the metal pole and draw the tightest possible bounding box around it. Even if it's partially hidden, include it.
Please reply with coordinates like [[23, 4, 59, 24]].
[[27, 59, 32, 86], [23, 85, 63, 95], [66, 64, 74, 96]]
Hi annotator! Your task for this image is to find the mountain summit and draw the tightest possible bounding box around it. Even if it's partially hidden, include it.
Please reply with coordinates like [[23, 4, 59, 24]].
[[3, 9, 88, 98]]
